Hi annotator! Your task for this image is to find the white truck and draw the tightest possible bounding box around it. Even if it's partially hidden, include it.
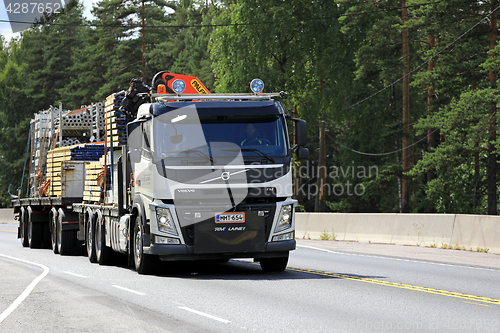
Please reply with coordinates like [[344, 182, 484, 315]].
[[13, 72, 309, 274]]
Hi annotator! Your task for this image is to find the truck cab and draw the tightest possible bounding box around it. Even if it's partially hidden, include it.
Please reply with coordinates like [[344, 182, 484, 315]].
[[125, 80, 308, 273]]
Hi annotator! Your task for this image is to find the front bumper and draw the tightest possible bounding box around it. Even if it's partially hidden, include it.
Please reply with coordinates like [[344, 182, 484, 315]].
[[145, 239, 296, 261]]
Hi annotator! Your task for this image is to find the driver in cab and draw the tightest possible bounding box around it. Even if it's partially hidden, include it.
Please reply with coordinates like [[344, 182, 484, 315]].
[[240, 124, 269, 146]]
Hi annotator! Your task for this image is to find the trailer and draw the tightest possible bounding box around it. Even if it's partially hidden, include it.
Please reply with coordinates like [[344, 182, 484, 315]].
[[13, 72, 309, 274]]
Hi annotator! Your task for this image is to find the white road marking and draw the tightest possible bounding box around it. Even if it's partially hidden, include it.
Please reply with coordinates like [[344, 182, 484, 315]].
[[111, 284, 146, 296], [63, 271, 87, 278], [179, 306, 231, 324], [297, 245, 498, 271], [0, 254, 50, 323]]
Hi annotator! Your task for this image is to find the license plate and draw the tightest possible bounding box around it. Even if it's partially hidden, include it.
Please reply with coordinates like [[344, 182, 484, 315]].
[[215, 212, 245, 223]]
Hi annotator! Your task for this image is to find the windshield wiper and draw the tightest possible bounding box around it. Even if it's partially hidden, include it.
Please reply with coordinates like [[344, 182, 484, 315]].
[[161, 149, 215, 164], [225, 148, 275, 163]]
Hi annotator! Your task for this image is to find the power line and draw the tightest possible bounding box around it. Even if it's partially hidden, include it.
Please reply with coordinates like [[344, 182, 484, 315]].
[[327, 128, 440, 156], [337, 3, 500, 114], [324, 3, 500, 157], [0, 0, 475, 30]]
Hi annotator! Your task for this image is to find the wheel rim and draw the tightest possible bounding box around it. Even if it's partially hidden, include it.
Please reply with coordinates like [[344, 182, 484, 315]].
[[96, 218, 102, 254], [87, 218, 93, 255], [52, 216, 57, 250], [57, 217, 62, 248], [134, 225, 141, 266], [20, 215, 24, 240], [28, 220, 32, 243]]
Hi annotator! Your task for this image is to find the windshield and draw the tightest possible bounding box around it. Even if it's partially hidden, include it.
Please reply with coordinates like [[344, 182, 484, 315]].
[[154, 114, 288, 160]]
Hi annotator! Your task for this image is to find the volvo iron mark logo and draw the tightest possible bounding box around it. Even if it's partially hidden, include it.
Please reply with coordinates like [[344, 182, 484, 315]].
[[221, 171, 231, 181]]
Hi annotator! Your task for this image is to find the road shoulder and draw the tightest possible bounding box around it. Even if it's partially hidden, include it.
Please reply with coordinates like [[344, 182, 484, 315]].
[[296, 239, 500, 269]]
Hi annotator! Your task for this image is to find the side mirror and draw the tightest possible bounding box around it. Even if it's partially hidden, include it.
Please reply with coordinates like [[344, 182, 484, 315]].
[[127, 121, 142, 150], [129, 150, 141, 163], [296, 147, 309, 160], [170, 134, 183, 144], [295, 119, 307, 146]]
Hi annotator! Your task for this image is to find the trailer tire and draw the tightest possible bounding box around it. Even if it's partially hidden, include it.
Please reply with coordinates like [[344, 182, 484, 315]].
[[86, 213, 97, 263], [58, 210, 75, 255], [133, 215, 153, 275], [259, 254, 289, 272], [51, 211, 59, 254], [28, 209, 42, 249], [20, 207, 29, 247], [95, 213, 113, 265], [42, 222, 51, 249]]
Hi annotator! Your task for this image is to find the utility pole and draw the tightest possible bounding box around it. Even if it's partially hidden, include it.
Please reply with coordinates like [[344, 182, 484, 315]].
[[488, 0, 497, 215], [401, 0, 410, 213], [426, 34, 436, 213], [141, 0, 147, 83], [292, 104, 299, 199], [315, 115, 326, 212]]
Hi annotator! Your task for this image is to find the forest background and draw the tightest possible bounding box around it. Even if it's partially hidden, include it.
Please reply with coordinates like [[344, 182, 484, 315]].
[[1, 0, 500, 215]]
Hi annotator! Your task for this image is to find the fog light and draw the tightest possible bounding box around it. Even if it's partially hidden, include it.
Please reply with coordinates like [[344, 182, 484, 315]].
[[154, 235, 180, 244], [272, 231, 294, 242]]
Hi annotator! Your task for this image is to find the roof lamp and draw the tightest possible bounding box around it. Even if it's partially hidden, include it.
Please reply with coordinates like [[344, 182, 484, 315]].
[[250, 79, 264, 94], [171, 114, 187, 123], [172, 79, 186, 94]]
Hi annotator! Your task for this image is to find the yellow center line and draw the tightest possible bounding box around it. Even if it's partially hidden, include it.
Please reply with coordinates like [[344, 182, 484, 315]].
[[464, 301, 491, 307], [0, 229, 16, 233], [286, 266, 500, 306]]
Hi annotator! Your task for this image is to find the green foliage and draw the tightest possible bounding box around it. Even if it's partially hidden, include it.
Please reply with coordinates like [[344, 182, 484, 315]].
[[148, 0, 215, 91], [1, 0, 500, 214]]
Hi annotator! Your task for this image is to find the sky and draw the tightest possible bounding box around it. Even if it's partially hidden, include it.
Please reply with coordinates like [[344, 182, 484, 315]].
[[0, 0, 98, 43]]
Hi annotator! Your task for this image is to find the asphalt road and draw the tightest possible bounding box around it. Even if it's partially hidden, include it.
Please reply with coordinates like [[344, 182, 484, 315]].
[[1, 223, 499, 332]]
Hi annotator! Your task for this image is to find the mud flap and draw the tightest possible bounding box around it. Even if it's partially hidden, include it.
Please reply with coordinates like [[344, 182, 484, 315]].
[[194, 211, 265, 254]]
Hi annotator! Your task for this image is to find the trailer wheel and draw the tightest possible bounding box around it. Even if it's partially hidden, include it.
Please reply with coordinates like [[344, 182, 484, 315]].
[[95, 213, 113, 265], [133, 216, 153, 275], [259, 254, 289, 272], [28, 209, 42, 249], [58, 210, 75, 255], [20, 208, 29, 247], [51, 212, 59, 254], [86, 214, 97, 263]]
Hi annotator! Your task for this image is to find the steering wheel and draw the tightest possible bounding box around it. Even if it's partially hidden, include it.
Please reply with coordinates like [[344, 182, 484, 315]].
[[245, 138, 271, 146]]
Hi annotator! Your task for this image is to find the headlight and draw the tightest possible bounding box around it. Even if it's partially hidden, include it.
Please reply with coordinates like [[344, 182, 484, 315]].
[[156, 207, 178, 236], [275, 204, 293, 233]]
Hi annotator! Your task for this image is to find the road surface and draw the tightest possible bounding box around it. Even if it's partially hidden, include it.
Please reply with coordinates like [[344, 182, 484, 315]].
[[1, 223, 499, 332]]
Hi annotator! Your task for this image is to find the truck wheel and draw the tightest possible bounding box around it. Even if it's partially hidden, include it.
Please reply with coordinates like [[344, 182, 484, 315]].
[[86, 214, 97, 263], [42, 222, 51, 249], [28, 209, 42, 249], [133, 216, 153, 275], [259, 255, 289, 272], [51, 212, 59, 254], [58, 211, 75, 255], [95, 214, 113, 265], [20, 208, 29, 247]]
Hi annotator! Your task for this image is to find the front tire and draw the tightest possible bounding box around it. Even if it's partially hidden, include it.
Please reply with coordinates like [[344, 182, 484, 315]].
[[259, 254, 289, 272], [133, 216, 153, 275]]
